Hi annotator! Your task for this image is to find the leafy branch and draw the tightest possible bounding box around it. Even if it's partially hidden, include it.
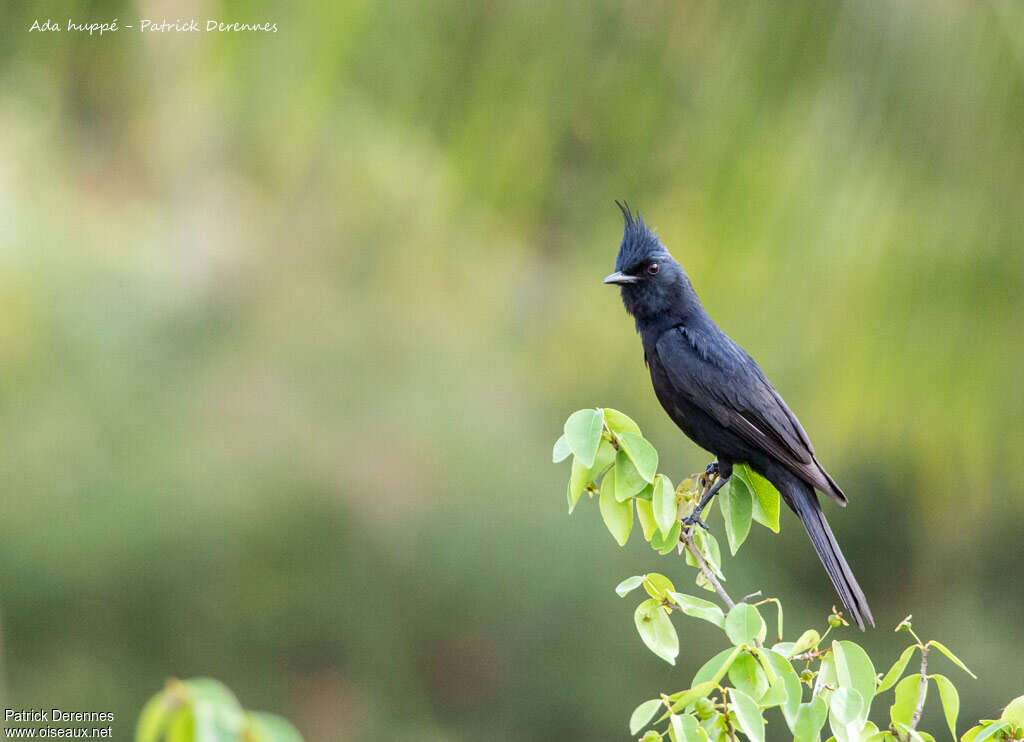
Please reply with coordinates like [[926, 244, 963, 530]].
[[136, 677, 302, 742], [680, 525, 735, 610], [553, 407, 1019, 742]]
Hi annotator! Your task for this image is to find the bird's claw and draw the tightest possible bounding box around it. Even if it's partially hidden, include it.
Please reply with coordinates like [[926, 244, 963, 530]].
[[704, 461, 720, 477], [682, 512, 710, 531]]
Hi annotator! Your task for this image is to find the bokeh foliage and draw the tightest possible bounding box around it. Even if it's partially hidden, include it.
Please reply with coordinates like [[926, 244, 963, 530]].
[[137, 677, 302, 742], [1, 0, 1023, 739]]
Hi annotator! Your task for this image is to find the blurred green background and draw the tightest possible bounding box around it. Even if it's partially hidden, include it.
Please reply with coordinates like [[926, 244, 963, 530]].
[[1, 0, 1023, 739]]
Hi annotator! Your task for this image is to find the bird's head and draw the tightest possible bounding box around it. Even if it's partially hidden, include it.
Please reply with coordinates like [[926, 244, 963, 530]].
[[604, 201, 696, 325]]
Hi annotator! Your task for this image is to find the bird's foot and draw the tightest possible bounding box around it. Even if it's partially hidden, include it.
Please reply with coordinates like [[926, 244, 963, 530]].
[[682, 511, 710, 531], [684, 470, 731, 532], [704, 461, 720, 478]]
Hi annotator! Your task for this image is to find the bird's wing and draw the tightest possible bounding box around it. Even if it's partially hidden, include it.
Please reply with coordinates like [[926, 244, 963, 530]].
[[655, 325, 845, 502]]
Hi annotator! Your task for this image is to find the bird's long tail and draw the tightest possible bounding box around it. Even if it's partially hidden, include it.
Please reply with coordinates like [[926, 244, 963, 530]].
[[779, 474, 874, 630]]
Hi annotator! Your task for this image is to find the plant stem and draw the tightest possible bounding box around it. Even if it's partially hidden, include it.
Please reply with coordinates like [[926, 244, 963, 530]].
[[680, 527, 735, 610], [909, 646, 929, 731], [720, 688, 738, 742]]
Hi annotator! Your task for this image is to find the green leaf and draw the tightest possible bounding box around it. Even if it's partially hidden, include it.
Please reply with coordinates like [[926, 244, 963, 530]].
[[863, 731, 893, 742], [186, 679, 244, 742], [894, 723, 928, 742], [193, 706, 242, 742], [615, 575, 644, 597], [789, 630, 822, 658], [662, 682, 718, 719], [603, 408, 642, 436], [652, 519, 682, 554], [687, 529, 725, 579], [669, 714, 684, 742], [877, 645, 918, 694], [932, 674, 960, 741], [635, 482, 655, 501], [599, 470, 633, 546], [184, 678, 241, 709], [729, 652, 770, 700], [702, 531, 725, 577], [794, 697, 829, 742], [568, 433, 617, 510], [702, 713, 728, 742], [926, 641, 977, 679], [760, 677, 788, 708], [754, 650, 778, 685], [167, 708, 195, 742], [563, 409, 604, 468], [730, 689, 765, 742], [890, 674, 924, 729], [552, 434, 571, 463], [815, 652, 837, 698], [833, 641, 875, 727], [653, 474, 678, 536], [618, 432, 659, 482], [734, 464, 781, 533], [636, 498, 659, 540], [245, 712, 304, 742], [725, 603, 765, 647], [762, 650, 802, 727], [668, 592, 726, 628], [614, 449, 649, 500], [694, 647, 742, 687], [1001, 695, 1024, 727], [831, 687, 864, 724], [630, 699, 663, 735], [601, 462, 617, 503], [136, 691, 174, 742], [828, 687, 865, 742], [960, 726, 983, 742], [591, 437, 617, 478], [773, 642, 796, 657], [670, 713, 705, 742], [635, 598, 679, 665], [643, 572, 676, 600], [720, 477, 753, 555], [567, 458, 589, 513], [694, 570, 715, 593], [641, 732, 663, 742], [973, 722, 1011, 742]]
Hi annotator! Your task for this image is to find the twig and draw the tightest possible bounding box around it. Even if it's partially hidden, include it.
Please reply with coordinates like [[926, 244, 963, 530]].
[[677, 472, 772, 649], [659, 693, 674, 715], [680, 527, 735, 609], [720, 687, 739, 742], [791, 648, 832, 662], [909, 646, 929, 731], [678, 472, 737, 609]]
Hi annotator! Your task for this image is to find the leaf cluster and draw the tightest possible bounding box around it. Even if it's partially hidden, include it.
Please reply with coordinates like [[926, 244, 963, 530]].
[[136, 677, 303, 742], [555, 408, 778, 564], [555, 409, 1019, 742]]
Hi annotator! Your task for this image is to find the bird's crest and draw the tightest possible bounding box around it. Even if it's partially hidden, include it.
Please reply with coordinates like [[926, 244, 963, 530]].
[[614, 200, 663, 272]]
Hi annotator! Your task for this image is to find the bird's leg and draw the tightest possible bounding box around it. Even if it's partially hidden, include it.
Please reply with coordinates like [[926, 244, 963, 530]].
[[703, 461, 719, 478], [683, 470, 730, 530]]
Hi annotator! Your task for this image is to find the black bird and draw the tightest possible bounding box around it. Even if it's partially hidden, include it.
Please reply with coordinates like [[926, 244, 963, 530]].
[[603, 202, 873, 629]]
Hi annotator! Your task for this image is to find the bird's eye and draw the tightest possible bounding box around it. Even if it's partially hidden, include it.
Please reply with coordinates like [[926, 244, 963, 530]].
[[647, 263, 660, 275]]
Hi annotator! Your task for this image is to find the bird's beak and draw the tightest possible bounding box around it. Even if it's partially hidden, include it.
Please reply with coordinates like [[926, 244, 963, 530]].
[[603, 271, 638, 285]]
